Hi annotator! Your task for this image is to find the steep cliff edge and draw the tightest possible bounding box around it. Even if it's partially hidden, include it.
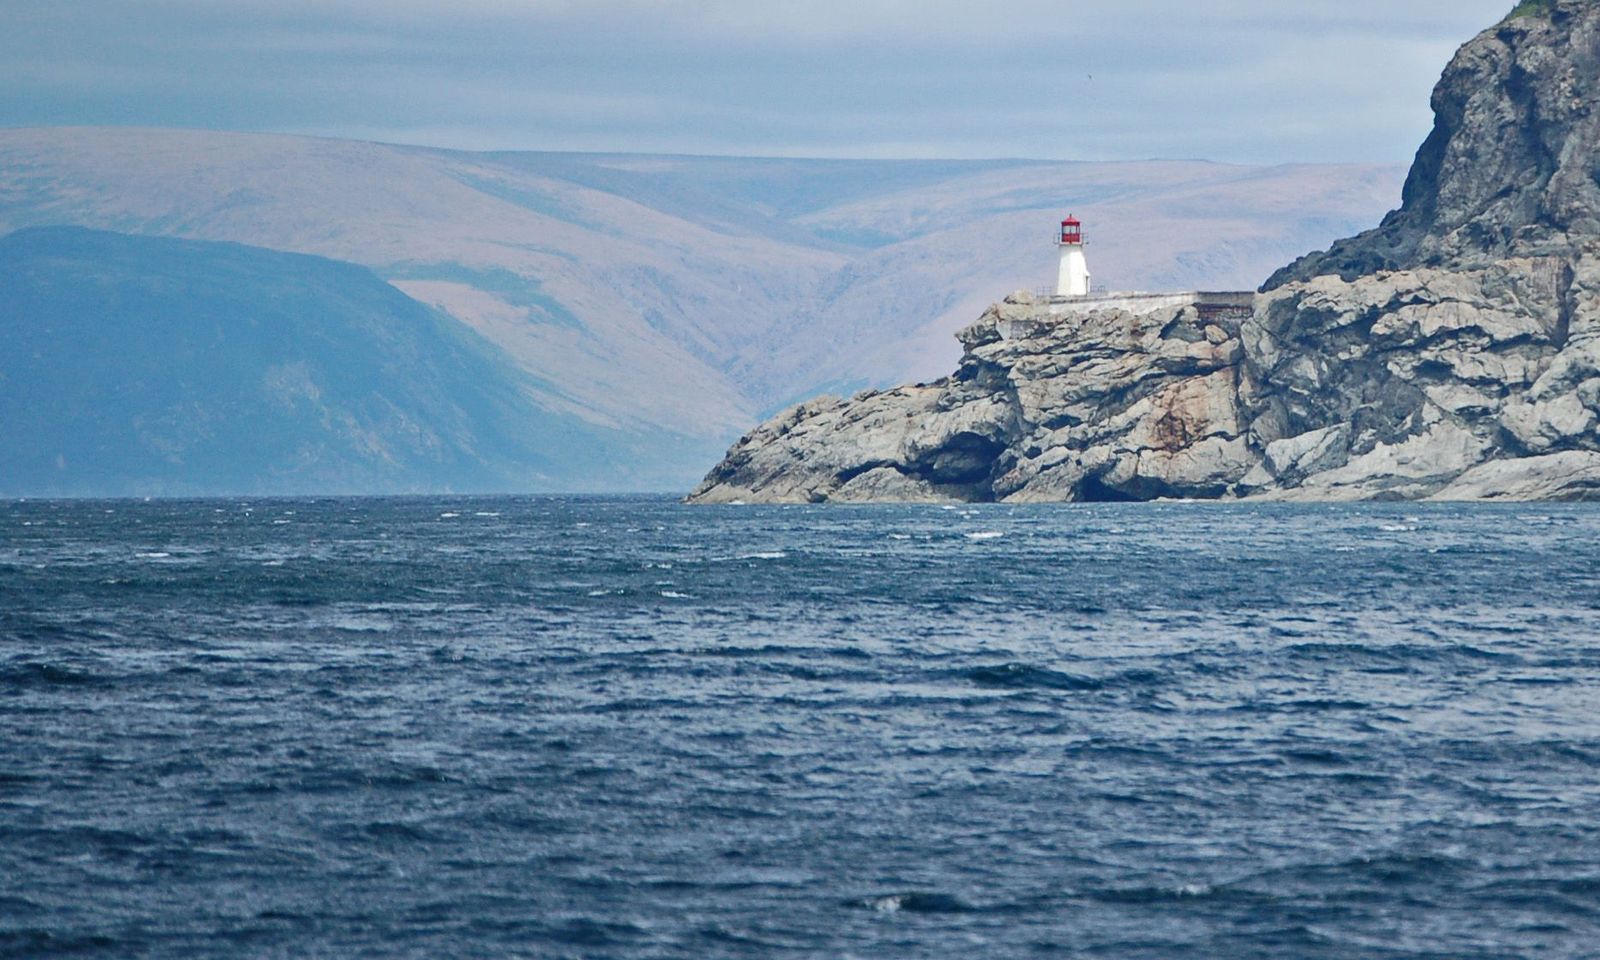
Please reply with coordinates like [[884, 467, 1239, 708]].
[[1267, 0, 1600, 285], [689, 1, 1600, 504]]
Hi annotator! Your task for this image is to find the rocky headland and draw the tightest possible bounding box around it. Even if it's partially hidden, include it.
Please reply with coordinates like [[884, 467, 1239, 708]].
[[689, 0, 1600, 503]]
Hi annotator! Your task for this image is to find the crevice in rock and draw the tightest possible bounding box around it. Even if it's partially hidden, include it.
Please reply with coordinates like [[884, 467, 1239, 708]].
[[1555, 259, 1576, 347], [832, 460, 896, 487]]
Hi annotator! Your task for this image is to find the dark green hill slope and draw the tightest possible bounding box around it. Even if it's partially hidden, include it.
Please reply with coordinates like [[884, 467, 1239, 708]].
[[0, 227, 667, 495]]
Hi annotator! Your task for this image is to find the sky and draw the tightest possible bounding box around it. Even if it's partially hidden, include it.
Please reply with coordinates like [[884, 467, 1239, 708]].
[[1, 0, 1517, 164]]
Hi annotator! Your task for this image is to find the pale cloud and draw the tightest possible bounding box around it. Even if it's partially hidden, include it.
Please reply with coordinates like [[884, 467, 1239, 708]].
[[0, 0, 1517, 162], [147, 0, 1503, 44]]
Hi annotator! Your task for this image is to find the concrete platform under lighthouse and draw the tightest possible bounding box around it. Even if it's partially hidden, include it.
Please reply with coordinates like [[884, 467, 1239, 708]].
[[1039, 289, 1256, 321], [991, 289, 1258, 344]]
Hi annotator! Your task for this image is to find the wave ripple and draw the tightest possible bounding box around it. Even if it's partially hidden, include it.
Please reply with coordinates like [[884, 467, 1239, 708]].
[[3, 496, 1600, 958]]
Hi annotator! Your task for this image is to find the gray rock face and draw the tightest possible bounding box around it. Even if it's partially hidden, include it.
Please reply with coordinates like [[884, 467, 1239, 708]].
[[688, 2, 1600, 504], [1238, 256, 1596, 500], [688, 271, 1600, 503], [1267, 0, 1600, 287], [690, 292, 1254, 503]]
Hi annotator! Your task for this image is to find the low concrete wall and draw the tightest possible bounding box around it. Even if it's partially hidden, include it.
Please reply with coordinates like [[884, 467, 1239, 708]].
[[1045, 290, 1254, 319], [1046, 292, 1199, 317]]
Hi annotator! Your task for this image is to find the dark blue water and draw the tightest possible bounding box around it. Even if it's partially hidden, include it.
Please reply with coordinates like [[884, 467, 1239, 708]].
[[3, 497, 1600, 958]]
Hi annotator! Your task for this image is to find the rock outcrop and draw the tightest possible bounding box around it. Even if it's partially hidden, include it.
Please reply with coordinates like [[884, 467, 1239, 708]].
[[690, 293, 1256, 503], [689, 1, 1600, 504]]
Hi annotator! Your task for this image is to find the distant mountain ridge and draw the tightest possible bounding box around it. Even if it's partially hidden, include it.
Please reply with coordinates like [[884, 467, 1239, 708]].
[[0, 128, 1405, 492], [0, 227, 676, 496]]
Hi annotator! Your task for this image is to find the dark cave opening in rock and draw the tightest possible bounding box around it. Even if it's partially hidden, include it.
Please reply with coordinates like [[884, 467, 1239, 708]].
[[1074, 474, 1143, 503], [916, 432, 1006, 487]]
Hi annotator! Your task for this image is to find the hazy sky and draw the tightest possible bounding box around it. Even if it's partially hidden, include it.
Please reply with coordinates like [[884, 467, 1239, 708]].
[[2, 0, 1515, 163]]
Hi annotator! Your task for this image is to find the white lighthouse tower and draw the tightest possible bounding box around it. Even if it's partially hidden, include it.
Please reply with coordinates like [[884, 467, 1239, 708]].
[[1055, 216, 1092, 298]]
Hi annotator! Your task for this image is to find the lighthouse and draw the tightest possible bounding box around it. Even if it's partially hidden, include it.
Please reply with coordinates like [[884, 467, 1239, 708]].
[[1055, 216, 1092, 298]]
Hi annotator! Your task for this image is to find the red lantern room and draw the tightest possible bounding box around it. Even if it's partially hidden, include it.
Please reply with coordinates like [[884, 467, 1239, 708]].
[[1060, 216, 1083, 245]]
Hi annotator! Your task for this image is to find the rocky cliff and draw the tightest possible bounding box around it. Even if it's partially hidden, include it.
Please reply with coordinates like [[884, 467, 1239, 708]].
[[689, 0, 1600, 504]]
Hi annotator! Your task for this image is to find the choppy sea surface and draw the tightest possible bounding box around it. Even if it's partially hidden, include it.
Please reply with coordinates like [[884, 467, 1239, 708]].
[[3, 497, 1600, 958]]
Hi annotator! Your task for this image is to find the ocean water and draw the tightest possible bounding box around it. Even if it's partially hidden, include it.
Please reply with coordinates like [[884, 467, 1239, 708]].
[[3, 496, 1600, 959]]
